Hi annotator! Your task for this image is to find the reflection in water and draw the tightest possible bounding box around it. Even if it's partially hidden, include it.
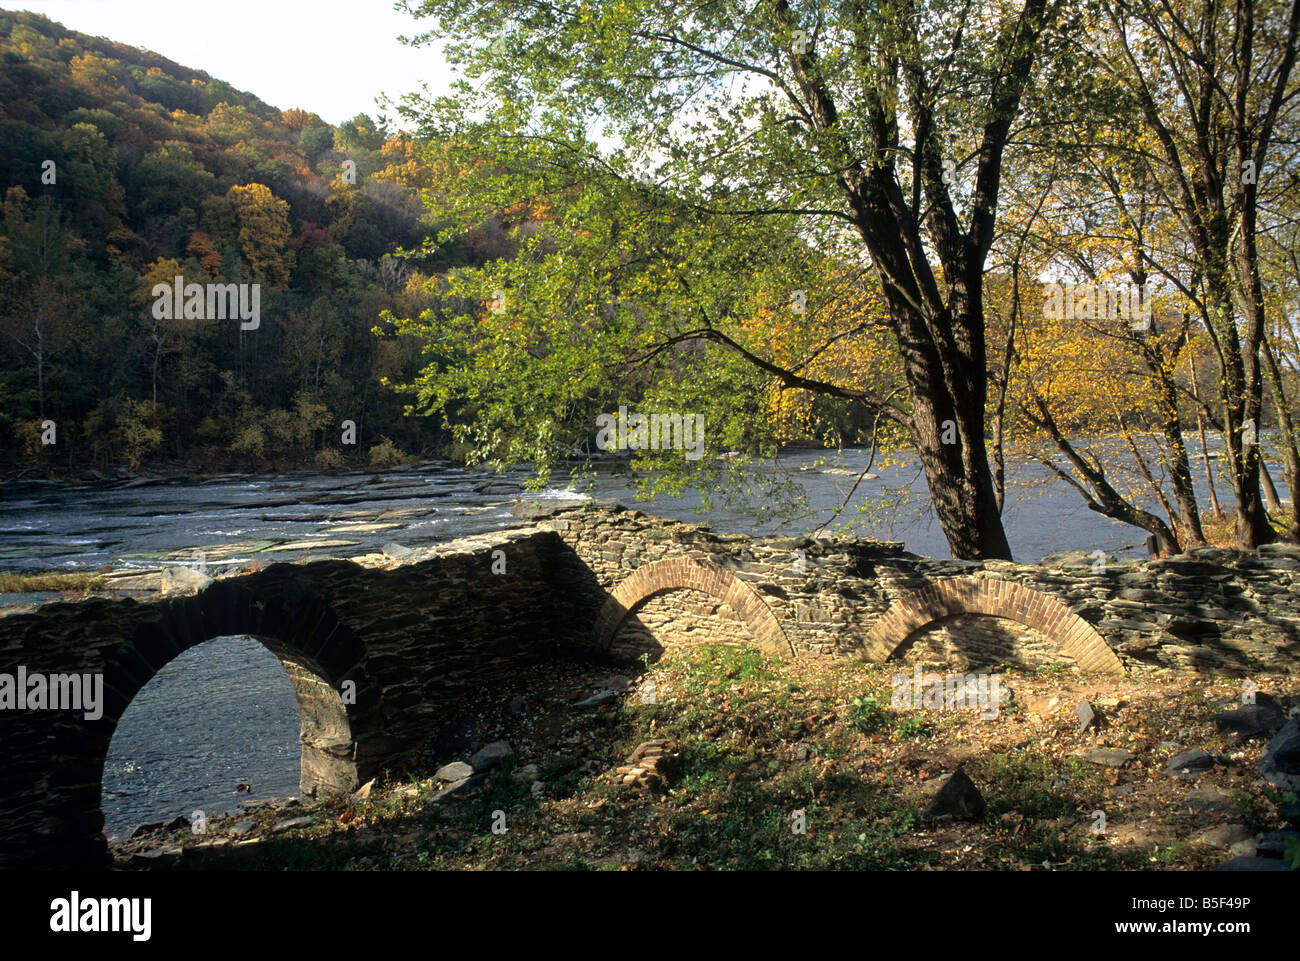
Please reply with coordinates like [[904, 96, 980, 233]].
[[101, 635, 300, 840]]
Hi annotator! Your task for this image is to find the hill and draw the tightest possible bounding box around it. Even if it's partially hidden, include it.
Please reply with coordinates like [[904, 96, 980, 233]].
[[0, 9, 495, 476]]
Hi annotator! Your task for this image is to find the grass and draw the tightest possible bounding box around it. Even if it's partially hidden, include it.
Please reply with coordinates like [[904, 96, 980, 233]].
[[132, 644, 1296, 872], [0, 571, 105, 593]]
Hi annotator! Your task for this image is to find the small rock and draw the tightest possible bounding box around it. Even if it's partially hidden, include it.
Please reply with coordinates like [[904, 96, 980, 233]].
[[129, 846, 183, 868], [1167, 748, 1216, 777], [921, 767, 986, 821], [435, 761, 475, 782], [1228, 839, 1258, 857], [1076, 700, 1096, 732], [227, 820, 257, 837], [507, 695, 524, 715], [129, 821, 166, 840], [270, 816, 314, 834], [382, 542, 415, 560], [1185, 786, 1237, 815], [1195, 823, 1252, 848], [572, 690, 618, 709], [639, 679, 658, 705], [353, 779, 376, 800], [1214, 703, 1286, 741], [468, 740, 514, 772], [511, 764, 540, 783], [431, 775, 484, 803], [1256, 829, 1300, 859], [1077, 747, 1134, 768]]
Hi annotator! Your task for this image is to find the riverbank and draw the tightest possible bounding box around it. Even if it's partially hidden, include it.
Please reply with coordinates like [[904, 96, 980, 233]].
[[110, 644, 1299, 871]]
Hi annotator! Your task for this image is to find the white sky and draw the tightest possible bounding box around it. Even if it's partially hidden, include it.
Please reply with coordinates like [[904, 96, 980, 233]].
[[14, 0, 455, 125]]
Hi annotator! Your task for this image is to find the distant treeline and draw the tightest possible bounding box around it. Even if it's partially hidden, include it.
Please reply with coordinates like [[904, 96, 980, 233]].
[[0, 9, 519, 477]]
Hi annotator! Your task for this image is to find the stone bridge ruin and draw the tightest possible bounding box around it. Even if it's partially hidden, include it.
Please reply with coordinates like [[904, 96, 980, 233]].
[[2, 503, 1297, 868]]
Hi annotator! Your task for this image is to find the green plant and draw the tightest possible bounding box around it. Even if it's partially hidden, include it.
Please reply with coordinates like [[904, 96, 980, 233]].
[[893, 714, 933, 740], [850, 695, 889, 734]]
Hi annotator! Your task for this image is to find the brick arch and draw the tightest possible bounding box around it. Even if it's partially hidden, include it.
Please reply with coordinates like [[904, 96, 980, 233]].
[[594, 557, 794, 658], [863, 577, 1125, 674]]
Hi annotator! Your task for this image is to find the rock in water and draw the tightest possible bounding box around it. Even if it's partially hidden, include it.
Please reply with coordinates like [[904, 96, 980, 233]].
[[382, 542, 415, 560], [922, 768, 986, 821]]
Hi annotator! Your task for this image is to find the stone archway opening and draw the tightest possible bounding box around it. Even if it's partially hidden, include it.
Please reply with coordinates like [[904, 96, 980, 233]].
[[609, 588, 761, 663], [893, 613, 1082, 673], [99, 633, 356, 843], [863, 577, 1125, 675], [595, 557, 794, 661]]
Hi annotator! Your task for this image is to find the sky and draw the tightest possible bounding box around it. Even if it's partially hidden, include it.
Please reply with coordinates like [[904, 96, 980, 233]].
[[13, 0, 455, 125]]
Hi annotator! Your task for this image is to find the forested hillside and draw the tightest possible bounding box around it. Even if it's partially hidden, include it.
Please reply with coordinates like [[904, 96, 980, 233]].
[[0, 9, 504, 476]]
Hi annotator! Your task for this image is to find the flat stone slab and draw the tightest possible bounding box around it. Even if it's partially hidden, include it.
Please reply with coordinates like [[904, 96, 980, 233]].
[[1076, 747, 1134, 767], [1167, 748, 1216, 777], [263, 540, 359, 552], [270, 816, 315, 834], [431, 775, 485, 803], [435, 761, 474, 782]]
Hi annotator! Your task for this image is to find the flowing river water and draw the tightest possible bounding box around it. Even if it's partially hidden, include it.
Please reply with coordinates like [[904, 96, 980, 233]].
[[0, 446, 1284, 839]]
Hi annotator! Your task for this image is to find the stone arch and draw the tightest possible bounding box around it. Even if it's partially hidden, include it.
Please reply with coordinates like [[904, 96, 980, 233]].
[[863, 576, 1124, 674], [594, 557, 794, 658], [0, 567, 382, 868]]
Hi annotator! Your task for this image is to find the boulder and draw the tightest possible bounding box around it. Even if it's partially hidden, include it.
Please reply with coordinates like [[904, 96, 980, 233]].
[[1259, 718, 1300, 792], [159, 566, 212, 596], [1213, 703, 1286, 741], [921, 768, 986, 821], [468, 740, 514, 772]]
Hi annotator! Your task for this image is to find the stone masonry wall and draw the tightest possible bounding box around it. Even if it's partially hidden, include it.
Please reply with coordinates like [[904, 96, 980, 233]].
[[535, 504, 1300, 675]]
